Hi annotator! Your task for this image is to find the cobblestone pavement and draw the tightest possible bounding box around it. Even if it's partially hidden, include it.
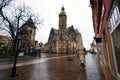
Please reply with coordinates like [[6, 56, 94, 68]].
[[0, 53, 105, 80]]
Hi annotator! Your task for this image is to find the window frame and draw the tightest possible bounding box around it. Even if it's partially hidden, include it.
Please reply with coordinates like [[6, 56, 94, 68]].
[[107, 2, 120, 76]]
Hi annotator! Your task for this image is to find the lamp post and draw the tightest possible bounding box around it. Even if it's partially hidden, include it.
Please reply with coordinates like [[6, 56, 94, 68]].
[[10, 31, 21, 77], [67, 40, 68, 54]]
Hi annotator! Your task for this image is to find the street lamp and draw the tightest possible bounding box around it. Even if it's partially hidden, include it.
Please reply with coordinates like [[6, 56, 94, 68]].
[[67, 40, 68, 54], [10, 31, 22, 77]]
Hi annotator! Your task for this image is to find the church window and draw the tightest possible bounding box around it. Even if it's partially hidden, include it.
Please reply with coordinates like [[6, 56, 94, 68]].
[[30, 30, 32, 34]]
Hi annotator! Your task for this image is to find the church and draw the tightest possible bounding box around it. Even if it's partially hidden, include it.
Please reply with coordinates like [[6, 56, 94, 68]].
[[47, 6, 83, 54]]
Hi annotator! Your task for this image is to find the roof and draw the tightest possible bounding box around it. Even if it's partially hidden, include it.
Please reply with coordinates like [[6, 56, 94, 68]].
[[59, 6, 66, 16], [0, 35, 10, 39], [53, 29, 59, 34], [21, 18, 36, 29]]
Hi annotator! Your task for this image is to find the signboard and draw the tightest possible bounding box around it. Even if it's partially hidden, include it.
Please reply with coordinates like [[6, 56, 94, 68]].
[[19, 52, 24, 56]]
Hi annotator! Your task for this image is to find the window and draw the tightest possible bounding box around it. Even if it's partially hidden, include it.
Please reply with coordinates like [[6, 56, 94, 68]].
[[114, 7, 118, 22], [30, 30, 32, 34], [110, 18, 113, 28], [109, 6, 120, 31], [114, 6, 120, 23], [116, 7, 120, 19], [112, 13, 115, 27], [111, 27, 120, 74], [108, 4, 120, 74]]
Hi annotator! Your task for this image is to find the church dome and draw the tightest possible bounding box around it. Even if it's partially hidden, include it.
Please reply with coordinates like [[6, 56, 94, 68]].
[[59, 6, 66, 15]]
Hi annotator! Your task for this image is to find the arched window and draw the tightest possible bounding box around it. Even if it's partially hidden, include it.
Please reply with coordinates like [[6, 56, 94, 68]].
[[30, 30, 32, 34]]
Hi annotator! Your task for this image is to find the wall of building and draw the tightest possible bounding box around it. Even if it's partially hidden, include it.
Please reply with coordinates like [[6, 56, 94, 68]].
[[107, 0, 120, 79], [101, 0, 116, 77], [90, 0, 117, 79]]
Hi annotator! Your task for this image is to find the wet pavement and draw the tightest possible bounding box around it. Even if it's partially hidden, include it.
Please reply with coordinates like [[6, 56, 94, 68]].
[[0, 53, 105, 80]]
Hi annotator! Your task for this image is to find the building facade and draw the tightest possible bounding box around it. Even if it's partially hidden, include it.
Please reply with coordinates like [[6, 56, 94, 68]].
[[0, 35, 12, 54], [90, 40, 98, 54], [107, 0, 120, 79], [0, 35, 11, 48], [20, 18, 36, 52], [47, 6, 83, 54], [90, 0, 120, 79]]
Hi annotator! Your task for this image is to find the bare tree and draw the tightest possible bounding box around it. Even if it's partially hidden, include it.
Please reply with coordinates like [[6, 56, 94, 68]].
[[0, 0, 43, 53], [0, 0, 43, 76], [0, 0, 42, 38]]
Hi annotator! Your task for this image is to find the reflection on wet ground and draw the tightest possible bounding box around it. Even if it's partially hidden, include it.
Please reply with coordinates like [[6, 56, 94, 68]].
[[0, 53, 105, 80]]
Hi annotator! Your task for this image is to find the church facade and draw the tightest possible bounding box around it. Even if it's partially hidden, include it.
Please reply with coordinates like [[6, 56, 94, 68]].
[[47, 6, 83, 54]]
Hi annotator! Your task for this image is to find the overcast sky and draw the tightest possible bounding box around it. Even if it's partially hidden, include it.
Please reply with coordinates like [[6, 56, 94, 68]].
[[22, 0, 94, 49]]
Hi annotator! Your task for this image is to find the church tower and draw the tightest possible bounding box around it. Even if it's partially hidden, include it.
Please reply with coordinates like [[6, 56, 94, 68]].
[[59, 6, 67, 30], [47, 6, 83, 54]]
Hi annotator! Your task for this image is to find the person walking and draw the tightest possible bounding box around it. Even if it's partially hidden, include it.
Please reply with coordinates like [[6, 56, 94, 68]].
[[79, 48, 87, 68]]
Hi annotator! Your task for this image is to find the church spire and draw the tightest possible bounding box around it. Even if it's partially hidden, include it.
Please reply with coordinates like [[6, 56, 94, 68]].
[[59, 5, 66, 15], [61, 5, 65, 11], [59, 6, 67, 30]]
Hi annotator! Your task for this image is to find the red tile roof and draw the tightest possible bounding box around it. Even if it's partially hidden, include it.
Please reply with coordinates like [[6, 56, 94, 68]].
[[0, 35, 10, 39]]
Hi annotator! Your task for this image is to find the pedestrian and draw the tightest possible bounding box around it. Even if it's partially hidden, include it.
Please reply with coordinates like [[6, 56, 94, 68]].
[[79, 48, 87, 68]]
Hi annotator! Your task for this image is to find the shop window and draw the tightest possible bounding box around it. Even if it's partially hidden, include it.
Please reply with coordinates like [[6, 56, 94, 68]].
[[112, 26, 120, 74], [109, 6, 120, 31], [113, 6, 120, 23], [116, 7, 120, 19], [108, 4, 120, 74], [110, 18, 113, 29], [112, 14, 115, 27]]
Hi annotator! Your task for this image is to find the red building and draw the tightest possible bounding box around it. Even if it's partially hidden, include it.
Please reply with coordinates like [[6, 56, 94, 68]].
[[0, 35, 12, 48], [0, 35, 12, 55], [90, 0, 120, 79]]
